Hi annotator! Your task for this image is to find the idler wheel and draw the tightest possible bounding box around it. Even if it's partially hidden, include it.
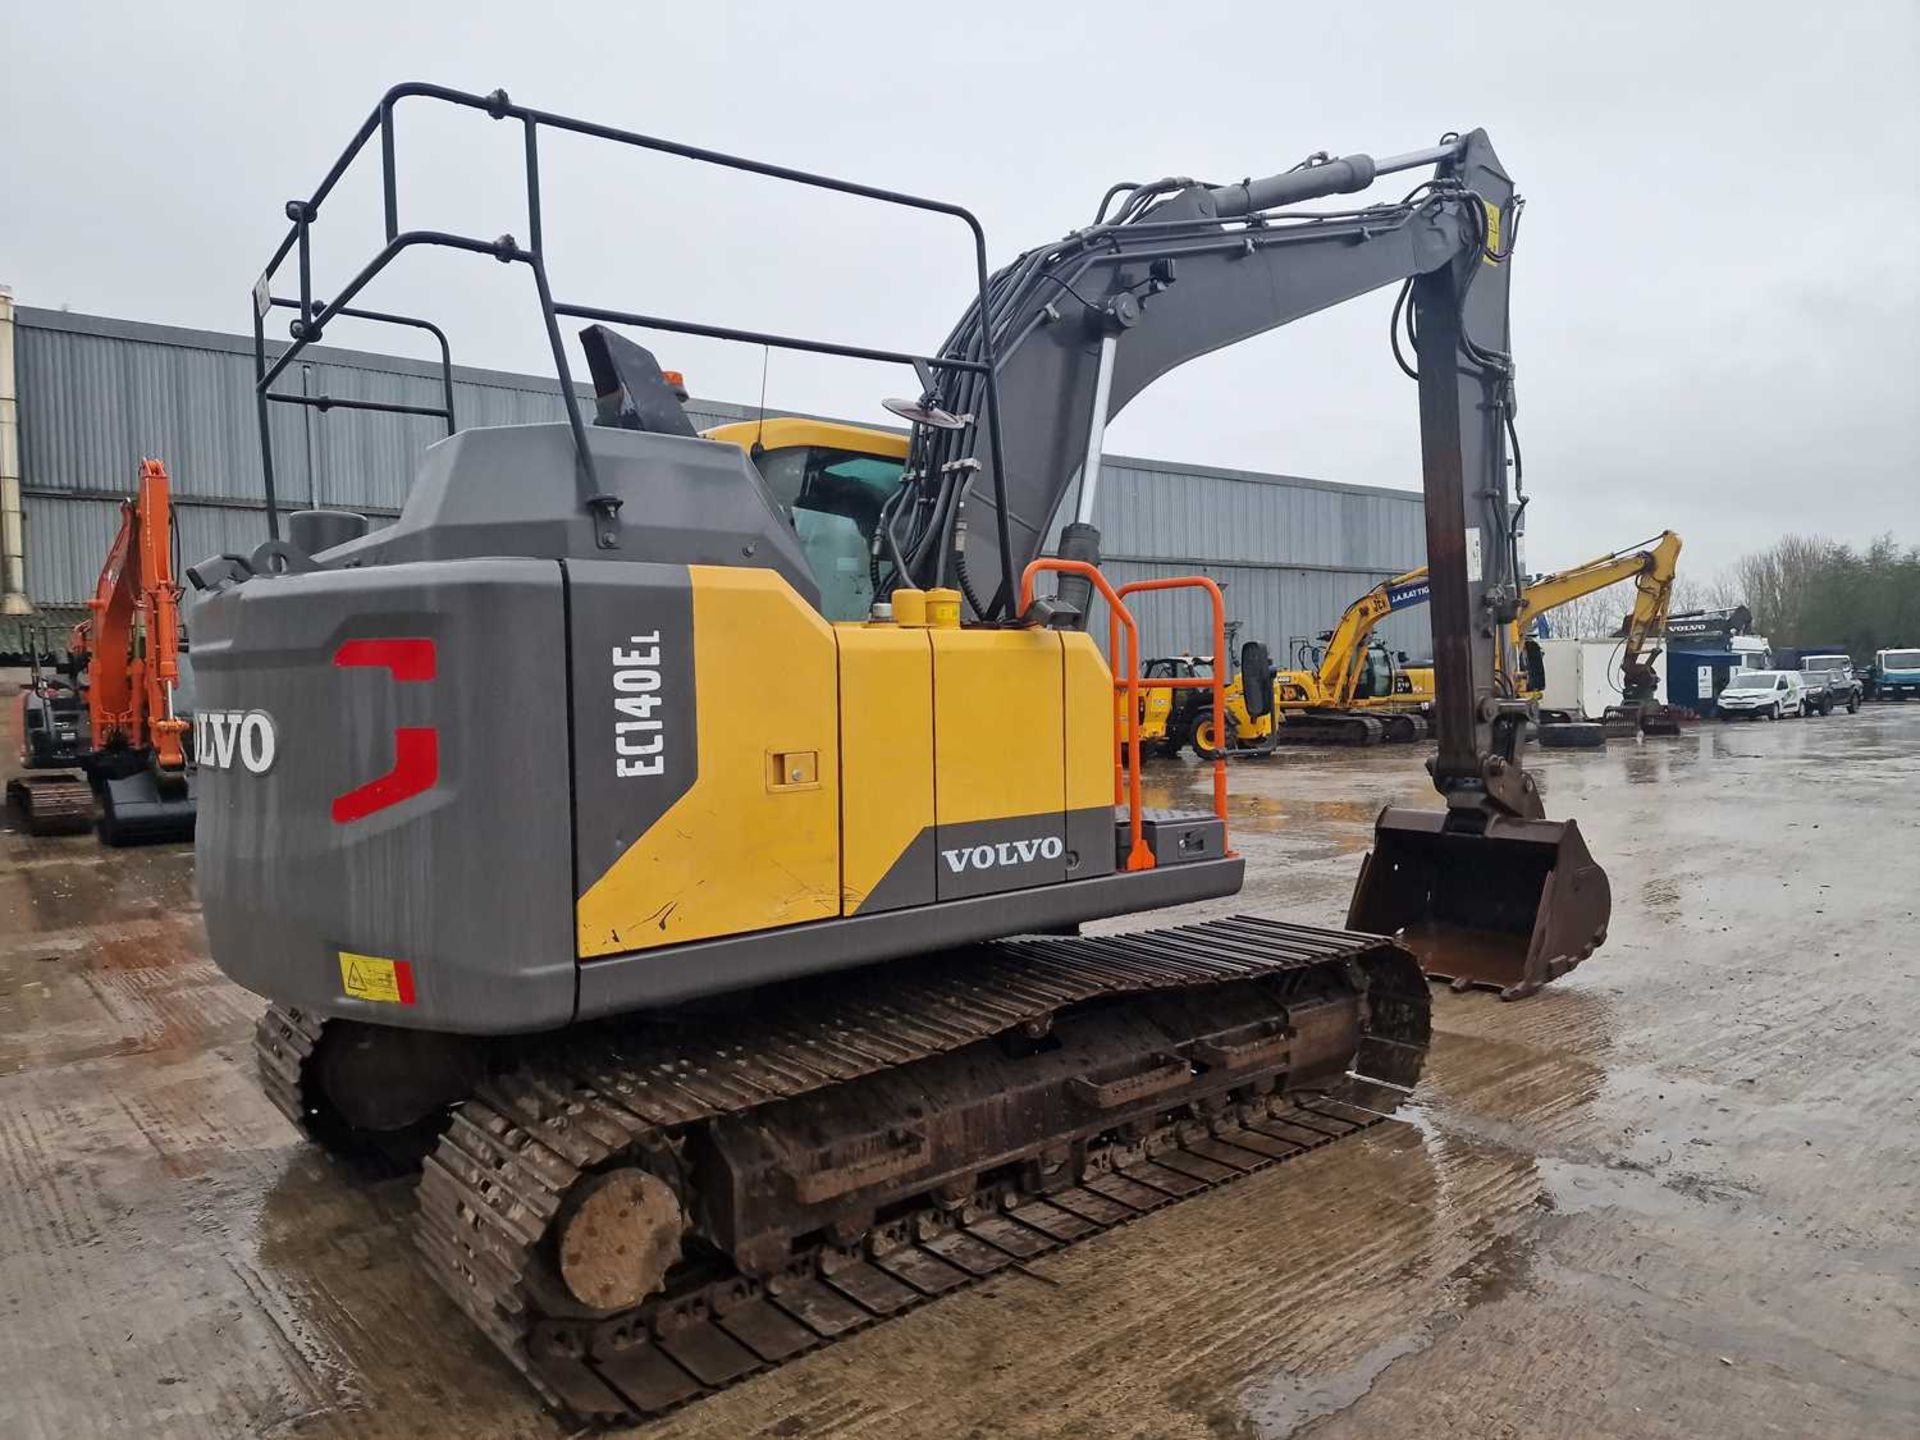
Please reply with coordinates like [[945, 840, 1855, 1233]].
[[558, 1168, 685, 1311]]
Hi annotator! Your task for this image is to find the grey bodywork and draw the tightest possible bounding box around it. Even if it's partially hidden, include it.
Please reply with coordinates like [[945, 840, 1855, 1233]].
[[314, 423, 819, 603], [194, 555, 578, 1032], [895, 131, 1536, 817], [198, 129, 1542, 1036], [193, 419, 1238, 1034]]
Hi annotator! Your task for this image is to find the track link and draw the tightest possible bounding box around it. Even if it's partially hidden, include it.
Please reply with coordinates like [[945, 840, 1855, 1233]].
[[254, 1005, 325, 1134], [1274, 712, 1387, 746], [4, 774, 93, 836], [408, 915, 1428, 1423]]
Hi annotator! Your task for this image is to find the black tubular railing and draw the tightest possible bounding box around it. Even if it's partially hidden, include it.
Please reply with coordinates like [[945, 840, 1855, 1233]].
[[251, 81, 1011, 577]]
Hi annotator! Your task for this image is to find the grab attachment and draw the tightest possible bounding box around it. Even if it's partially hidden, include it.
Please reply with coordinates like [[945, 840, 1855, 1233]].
[[1348, 808, 1611, 1000]]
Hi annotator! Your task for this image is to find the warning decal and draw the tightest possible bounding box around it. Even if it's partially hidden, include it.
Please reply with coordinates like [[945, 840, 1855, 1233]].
[[339, 951, 417, 1005]]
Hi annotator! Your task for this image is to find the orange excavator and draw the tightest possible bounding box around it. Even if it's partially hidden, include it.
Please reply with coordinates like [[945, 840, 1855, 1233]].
[[6, 458, 196, 842]]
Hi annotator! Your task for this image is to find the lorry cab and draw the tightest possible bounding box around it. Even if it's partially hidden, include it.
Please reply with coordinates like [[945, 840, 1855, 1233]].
[[1872, 648, 1920, 700]]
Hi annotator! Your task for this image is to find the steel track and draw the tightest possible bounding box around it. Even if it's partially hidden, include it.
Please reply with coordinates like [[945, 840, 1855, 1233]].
[[4, 775, 93, 835], [383, 916, 1427, 1423]]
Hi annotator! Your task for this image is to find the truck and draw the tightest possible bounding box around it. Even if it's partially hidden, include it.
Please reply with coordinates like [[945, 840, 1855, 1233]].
[[1795, 651, 1862, 715], [1867, 648, 1920, 701]]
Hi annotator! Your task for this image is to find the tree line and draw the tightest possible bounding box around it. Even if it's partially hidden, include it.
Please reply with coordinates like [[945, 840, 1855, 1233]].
[[1731, 535, 1919, 656]]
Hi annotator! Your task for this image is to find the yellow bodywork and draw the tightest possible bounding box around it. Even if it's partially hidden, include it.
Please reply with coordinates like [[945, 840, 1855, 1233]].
[[578, 566, 842, 955], [1063, 634, 1119, 818], [839, 626, 936, 914], [578, 564, 1119, 954], [702, 416, 911, 460]]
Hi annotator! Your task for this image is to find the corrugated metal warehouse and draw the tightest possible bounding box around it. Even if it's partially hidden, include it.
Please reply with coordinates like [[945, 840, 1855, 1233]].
[[0, 297, 1430, 662]]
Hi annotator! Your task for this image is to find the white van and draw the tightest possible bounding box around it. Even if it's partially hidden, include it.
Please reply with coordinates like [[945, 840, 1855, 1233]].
[[1715, 669, 1805, 720]]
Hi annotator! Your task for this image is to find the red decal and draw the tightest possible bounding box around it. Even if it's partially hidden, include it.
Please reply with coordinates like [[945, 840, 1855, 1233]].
[[330, 727, 439, 823], [334, 637, 436, 681], [394, 960, 417, 1006], [332, 637, 439, 824]]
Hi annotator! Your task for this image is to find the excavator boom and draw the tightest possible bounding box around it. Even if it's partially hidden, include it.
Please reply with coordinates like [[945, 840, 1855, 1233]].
[[883, 124, 1608, 995]]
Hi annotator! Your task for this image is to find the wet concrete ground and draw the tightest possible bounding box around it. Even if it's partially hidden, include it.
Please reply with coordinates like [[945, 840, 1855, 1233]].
[[3, 685, 1917, 1438]]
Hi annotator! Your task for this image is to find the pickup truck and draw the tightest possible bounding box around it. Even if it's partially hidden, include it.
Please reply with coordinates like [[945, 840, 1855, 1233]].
[[1867, 648, 1920, 701], [1798, 655, 1863, 715]]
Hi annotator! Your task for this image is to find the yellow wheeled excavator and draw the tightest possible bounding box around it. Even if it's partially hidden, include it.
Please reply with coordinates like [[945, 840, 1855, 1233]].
[[197, 84, 1609, 1424]]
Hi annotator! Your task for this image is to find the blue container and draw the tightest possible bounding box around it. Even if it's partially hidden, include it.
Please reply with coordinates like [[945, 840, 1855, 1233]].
[[1667, 649, 1743, 716]]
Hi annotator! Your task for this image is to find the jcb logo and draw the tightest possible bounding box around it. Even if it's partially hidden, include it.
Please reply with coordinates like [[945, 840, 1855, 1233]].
[[196, 709, 277, 774]]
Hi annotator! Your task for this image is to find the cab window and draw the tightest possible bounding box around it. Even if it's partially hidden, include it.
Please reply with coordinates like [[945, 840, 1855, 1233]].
[[753, 445, 905, 622]]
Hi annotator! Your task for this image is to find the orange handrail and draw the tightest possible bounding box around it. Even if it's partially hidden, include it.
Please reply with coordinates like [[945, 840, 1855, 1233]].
[[1113, 576, 1230, 828], [1020, 559, 1153, 871]]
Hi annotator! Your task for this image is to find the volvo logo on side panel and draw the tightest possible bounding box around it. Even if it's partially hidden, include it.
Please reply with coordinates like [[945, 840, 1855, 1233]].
[[941, 835, 1065, 874], [195, 709, 277, 773]]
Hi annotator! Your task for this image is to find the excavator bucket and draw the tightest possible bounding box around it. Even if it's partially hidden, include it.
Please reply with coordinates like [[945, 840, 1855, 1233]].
[[97, 770, 197, 846], [1638, 704, 1685, 737], [1347, 807, 1611, 999]]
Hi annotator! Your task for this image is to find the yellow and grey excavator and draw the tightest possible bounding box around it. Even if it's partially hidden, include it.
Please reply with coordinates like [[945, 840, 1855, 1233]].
[[195, 85, 1610, 1423]]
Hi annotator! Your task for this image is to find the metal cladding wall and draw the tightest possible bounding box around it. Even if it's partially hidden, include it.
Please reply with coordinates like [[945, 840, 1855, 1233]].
[[9, 306, 1430, 661], [1072, 455, 1430, 662]]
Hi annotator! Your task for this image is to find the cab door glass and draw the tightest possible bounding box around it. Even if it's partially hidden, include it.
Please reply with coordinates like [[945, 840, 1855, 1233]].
[[754, 446, 906, 622]]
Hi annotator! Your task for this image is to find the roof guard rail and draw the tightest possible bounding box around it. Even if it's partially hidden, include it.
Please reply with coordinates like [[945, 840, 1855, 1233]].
[[250, 81, 1012, 576]]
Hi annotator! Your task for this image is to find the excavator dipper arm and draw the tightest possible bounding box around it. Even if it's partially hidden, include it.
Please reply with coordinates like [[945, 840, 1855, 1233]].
[[1614, 531, 1683, 703], [1349, 203, 1614, 999]]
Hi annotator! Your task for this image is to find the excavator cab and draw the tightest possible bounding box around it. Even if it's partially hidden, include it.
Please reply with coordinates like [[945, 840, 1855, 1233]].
[[703, 418, 909, 622], [1353, 641, 1395, 700], [1349, 807, 1611, 1000]]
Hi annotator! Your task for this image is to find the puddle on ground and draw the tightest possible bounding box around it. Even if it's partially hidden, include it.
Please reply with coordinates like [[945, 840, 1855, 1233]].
[[0, 842, 198, 935]]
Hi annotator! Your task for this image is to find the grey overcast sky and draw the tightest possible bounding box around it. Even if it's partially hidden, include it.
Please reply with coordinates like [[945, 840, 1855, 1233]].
[[2, 2, 1916, 576]]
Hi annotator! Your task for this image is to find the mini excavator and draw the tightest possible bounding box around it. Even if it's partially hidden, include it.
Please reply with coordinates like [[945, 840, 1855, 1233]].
[[195, 85, 1610, 1422], [6, 458, 195, 842]]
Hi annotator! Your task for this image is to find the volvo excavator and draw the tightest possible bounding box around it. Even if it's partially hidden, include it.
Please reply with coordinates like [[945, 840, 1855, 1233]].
[[6, 458, 196, 842], [195, 85, 1609, 1422]]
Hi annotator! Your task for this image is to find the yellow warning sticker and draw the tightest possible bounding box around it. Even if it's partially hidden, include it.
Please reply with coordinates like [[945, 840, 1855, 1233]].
[[339, 951, 415, 1004], [1482, 199, 1504, 263]]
